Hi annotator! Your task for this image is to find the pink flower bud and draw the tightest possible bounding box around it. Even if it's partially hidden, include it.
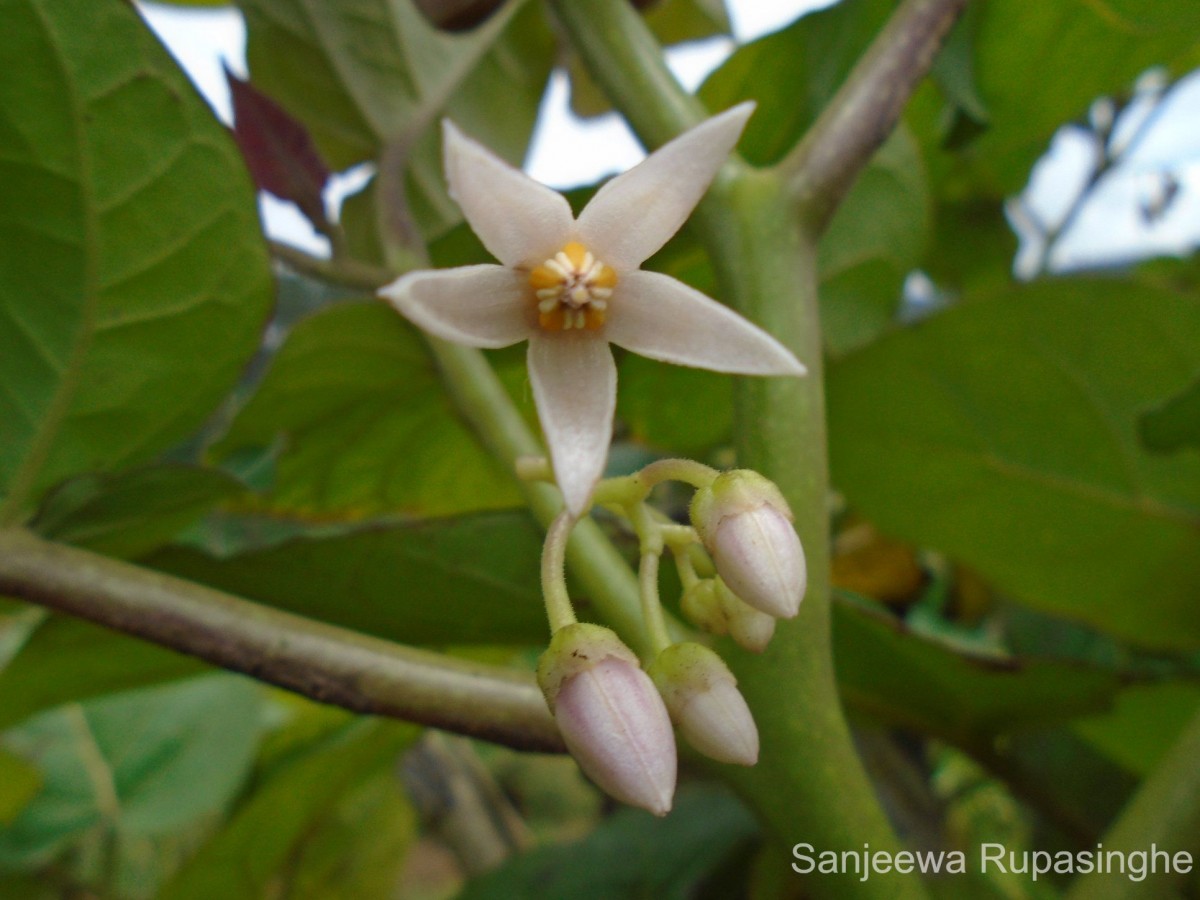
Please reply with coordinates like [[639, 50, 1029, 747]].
[[537, 624, 676, 816], [650, 643, 759, 766], [680, 577, 777, 653], [718, 579, 777, 653], [691, 471, 806, 619]]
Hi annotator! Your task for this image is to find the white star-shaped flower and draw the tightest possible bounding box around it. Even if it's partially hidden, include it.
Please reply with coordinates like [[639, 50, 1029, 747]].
[[380, 102, 806, 515]]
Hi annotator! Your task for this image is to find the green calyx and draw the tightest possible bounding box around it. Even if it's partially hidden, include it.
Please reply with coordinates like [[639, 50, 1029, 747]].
[[689, 470, 791, 545], [536, 622, 640, 712], [647, 641, 737, 712]]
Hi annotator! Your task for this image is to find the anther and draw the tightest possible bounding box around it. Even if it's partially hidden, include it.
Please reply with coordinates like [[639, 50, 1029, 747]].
[[529, 242, 617, 333]]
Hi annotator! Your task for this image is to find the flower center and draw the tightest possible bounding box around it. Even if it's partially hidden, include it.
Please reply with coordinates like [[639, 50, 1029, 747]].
[[528, 241, 616, 331]]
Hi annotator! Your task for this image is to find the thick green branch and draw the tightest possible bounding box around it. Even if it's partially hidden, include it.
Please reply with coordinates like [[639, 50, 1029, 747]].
[[0, 527, 562, 753], [781, 0, 969, 231], [1065, 707, 1200, 900]]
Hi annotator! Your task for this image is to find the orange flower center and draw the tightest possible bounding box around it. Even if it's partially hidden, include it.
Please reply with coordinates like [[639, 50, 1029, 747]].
[[528, 241, 616, 332]]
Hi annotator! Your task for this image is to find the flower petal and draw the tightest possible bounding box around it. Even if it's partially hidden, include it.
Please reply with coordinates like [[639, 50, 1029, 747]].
[[575, 102, 754, 271], [555, 657, 677, 815], [443, 120, 574, 268], [605, 270, 806, 375], [711, 504, 806, 620], [528, 335, 616, 516], [379, 265, 531, 348]]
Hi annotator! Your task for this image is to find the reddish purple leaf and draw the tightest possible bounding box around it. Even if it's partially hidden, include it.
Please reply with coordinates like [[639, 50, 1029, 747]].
[[225, 66, 331, 231]]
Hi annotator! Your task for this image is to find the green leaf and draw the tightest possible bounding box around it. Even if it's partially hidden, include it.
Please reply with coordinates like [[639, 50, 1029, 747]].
[[990, 728, 1138, 843], [0, 873, 54, 899], [0, 601, 41, 674], [278, 769, 416, 899], [818, 125, 930, 355], [459, 785, 757, 900], [618, 355, 733, 456], [828, 279, 1200, 649], [965, 0, 1200, 194], [698, 0, 893, 166], [915, 188, 1018, 296], [0, 675, 263, 867], [0, 747, 40, 826], [615, 124, 929, 449], [0, 0, 271, 521], [238, 0, 552, 234], [212, 301, 525, 518], [31, 465, 244, 559], [1073, 681, 1200, 777], [929, 7, 989, 126], [644, 0, 729, 47], [145, 511, 547, 645], [83, 677, 262, 836], [0, 614, 207, 733], [834, 594, 1119, 744], [161, 719, 416, 900], [1140, 376, 1200, 454]]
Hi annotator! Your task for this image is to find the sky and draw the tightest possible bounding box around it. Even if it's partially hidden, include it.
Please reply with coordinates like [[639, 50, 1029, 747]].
[[138, 0, 1200, 273]]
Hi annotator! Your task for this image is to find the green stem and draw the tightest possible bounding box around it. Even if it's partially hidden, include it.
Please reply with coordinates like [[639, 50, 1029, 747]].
[[270, 240, 391, 291], [514, 456, 553, 482], [541, 512, 579, 633], [629, 503, 672, 656], [0, 527, 562, 753], [1065, 707, 1200, 900], [672, 545, 700, 591], [658, 523, 699, 550], [636, 458, 718, 492], [638, 552, 672, 656]]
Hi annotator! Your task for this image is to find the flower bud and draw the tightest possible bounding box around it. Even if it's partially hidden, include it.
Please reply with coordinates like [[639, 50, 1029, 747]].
[[537, 623, 676, 816], [718, 579, 777, 653], [679, 578, 728, 636], [649, 643, 758, 766], [691, 471, 805, 619]]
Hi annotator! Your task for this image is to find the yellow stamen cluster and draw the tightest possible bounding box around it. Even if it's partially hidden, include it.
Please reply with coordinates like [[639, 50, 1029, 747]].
[[529, 241, 616, 331]]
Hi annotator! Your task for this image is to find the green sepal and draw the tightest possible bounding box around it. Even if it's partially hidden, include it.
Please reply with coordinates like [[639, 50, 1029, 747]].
[[536, 623, 638, 712]]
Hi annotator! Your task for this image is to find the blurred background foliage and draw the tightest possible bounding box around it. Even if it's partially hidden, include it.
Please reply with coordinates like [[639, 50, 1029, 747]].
[[1, 0, 1198, 896]]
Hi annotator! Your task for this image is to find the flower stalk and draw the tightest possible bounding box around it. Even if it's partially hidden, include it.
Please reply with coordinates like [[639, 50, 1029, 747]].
[[637, 551, 672, 656], [540, 511, 579, 633]]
